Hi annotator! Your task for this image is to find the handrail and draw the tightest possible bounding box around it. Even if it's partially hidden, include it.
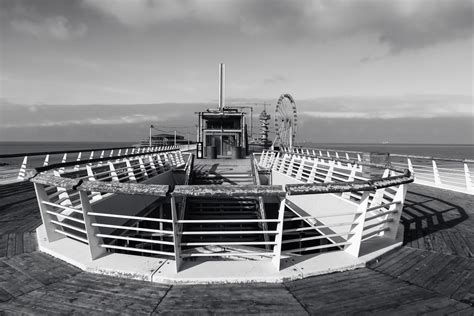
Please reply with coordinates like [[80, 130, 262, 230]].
[[172, 185, 286, 198], [31, 173, 170, 196], [0, 145, 138, 159], [34, 147, 179, 173], [286, 170, 413, 195], [291, 146, 474, 164], [279, 151, 406, 174]]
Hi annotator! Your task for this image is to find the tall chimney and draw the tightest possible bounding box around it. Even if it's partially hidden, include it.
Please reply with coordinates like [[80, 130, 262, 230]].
[[218, 63, 225, 111]]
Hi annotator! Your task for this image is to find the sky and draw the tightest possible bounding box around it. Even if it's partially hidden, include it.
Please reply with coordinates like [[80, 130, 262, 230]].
[[0, 0, 473, 144]]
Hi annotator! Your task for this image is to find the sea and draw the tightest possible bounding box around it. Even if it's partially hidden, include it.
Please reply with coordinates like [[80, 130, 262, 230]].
[[0, 141, 472, 160]]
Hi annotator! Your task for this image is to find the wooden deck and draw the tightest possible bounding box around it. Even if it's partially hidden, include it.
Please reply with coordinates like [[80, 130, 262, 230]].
[[0, 182, 473, 314]]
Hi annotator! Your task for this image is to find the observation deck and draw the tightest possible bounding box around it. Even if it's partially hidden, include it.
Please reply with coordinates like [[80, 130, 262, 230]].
[[0, 145, 472, 313]]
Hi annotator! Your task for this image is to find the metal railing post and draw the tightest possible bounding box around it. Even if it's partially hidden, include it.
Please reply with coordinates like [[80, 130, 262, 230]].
[[33, 183, 65, 242], [344, 191, 370, 257], [170, 195, 182, 273], [432, 160, 441, 186], [17, 156, 28, 180], [382, 183, 407, 239], [272, 197, 285, 271], [79, 191, 107, 260], [464, 163, 473, 193]]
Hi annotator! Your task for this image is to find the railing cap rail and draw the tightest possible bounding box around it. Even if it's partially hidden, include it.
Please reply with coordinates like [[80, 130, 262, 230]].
[[0, 145, 180, 159], [34, 148, 179, 173], [79, 181, 169, 196], [31, 173, 80, 189], [31, 173, 170, 196], [286, 171, 413, 195], [172, 185, 286, 198]]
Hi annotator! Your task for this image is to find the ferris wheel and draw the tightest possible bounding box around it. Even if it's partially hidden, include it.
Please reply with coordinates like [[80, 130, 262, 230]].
[[274, 93, 297, 148]]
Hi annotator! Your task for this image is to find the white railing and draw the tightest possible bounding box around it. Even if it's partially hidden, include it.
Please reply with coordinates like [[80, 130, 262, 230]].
[[32, 148, 411, 275], [284, 146, 473, 195], [256, 149, 410, 256], [0, 145, 194, 182]]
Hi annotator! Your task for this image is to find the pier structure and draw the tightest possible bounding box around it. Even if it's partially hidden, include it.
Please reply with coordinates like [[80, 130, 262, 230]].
[[0, 145, 473, 313], [6, 143, 416, 283]]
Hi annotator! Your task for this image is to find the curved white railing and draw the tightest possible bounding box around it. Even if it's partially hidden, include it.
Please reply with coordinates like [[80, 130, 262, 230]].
[[284, 146, 473, 195], [31, 148, 412, 274]]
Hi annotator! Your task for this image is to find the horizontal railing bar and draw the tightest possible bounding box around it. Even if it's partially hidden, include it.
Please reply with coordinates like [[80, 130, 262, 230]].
[[55, 229, 89, 243], [366, 201, 400, 212], [96, 234, 174, 245], [283, 212, 360, 221], [41, 201, 82, 214], [282, 233, 352, 244], [91, 223, 173, 234], [364, 219, 393, 231], [286, 241, 350, 253], [178, 219, 280, 224], [365, 210, 398, 222], [362, 227, 390, 239], [50, 220, 87, 234], [181, 241, 276, 246], [180, 230, 278, 235], [283, 222, 354, 233], [88, 212, 173, 223], [101, 244, 175, 256], [181, 252, 275, 257], [46, 211, 85, 224]]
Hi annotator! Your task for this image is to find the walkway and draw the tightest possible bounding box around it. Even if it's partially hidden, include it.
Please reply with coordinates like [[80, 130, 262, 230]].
[[0, 181, 473, 314]]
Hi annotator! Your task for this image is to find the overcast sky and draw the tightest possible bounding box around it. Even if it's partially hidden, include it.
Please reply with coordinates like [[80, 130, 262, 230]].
[[0, 0, 473, 144]]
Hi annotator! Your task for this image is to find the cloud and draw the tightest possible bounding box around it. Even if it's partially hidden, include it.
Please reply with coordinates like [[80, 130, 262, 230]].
[[83, 0, 473, 52], [263, 75, 287, 85], [298, 95, 474, 119], [10, 16, 87, 40]]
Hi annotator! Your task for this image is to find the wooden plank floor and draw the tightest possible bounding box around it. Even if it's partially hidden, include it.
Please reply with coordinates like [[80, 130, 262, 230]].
[[0, 181, 473, 314]]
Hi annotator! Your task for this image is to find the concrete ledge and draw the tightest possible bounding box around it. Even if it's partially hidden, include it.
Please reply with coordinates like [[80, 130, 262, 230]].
[[37, 224, 401, 284]]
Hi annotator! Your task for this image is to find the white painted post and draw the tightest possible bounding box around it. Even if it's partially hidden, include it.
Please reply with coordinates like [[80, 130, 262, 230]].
[[33, 183, 65, 242], [43, 154, 50, 167], [369, 169, 389, 208], [296, 158, 305, 180], [308, 160, 318, 183], [98, 151, 105, 166], [125, 159, 137, 182], [382, 184, 408, 239], [344, 191, 370, 257], [17, 156, 28, 180], [79, 191, 107, 260], [59, 153, 67, 174], [108, 162, 119, 182], [124, 148, 129, 155], [432, 160, 441, 185], [86, 165, 96, 181], [74, 152, 82, 170], [324, 160, 335, 182], [357, 153, 361, 162], [138, 157, 149, 179], [407, 158, 413, 173], [341, 165, 358, 200], [464, 163, 473, 193], [88, 151, 94, 165], [53, 170, 72, 206], [170, 195, 182, 273], [286, 155, 295, 176], [319, 150, 322, 156], [148, 155, 157, 176], [109, 150, 114, 158], [272, 197, 286, 271]]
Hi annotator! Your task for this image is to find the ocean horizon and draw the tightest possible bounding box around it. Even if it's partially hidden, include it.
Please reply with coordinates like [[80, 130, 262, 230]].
[[1, 141, 473, 160]]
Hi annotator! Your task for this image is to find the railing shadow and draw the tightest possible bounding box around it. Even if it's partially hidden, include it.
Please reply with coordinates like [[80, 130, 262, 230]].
[[400, 187, 469, 244]]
